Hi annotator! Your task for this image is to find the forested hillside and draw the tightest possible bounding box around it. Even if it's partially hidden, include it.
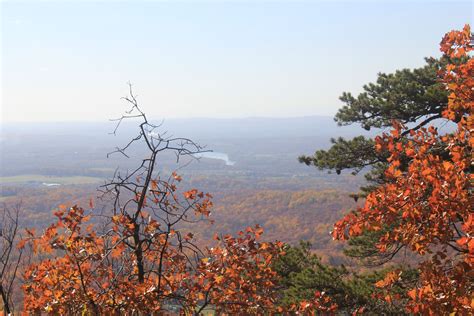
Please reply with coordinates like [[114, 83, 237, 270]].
[[0, 185, 358, 261]]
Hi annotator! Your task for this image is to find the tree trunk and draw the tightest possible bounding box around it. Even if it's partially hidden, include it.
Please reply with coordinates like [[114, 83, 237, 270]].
[[0, 283, 12, 315]]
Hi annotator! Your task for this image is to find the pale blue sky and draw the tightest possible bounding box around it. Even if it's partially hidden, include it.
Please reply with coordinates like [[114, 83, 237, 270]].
[[1, 1, 472, 122]]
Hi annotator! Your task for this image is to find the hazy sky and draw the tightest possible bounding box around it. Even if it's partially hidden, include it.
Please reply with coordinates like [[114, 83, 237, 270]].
[[1, 1, 472, 122]]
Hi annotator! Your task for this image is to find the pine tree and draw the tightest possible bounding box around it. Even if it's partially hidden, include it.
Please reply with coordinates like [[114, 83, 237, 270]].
[[273, 242, 417, 314], [299, 57, 449, 195]]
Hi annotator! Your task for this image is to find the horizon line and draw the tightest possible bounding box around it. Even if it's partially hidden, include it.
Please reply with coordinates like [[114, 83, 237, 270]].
[[0, 114, 337, 125]]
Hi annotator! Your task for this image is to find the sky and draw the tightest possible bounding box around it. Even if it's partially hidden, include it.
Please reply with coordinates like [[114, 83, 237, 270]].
[[1, 0, 472, 122]]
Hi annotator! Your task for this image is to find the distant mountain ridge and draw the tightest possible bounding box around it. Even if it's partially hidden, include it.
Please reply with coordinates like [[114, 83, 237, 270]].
[[1, 116, 368, 140]]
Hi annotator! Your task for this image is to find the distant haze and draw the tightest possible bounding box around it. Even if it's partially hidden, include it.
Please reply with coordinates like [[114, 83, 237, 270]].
[[0, 116, 366, 141]]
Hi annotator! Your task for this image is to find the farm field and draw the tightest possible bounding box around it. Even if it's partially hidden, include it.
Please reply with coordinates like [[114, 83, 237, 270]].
[[0, 174, 103, 185]]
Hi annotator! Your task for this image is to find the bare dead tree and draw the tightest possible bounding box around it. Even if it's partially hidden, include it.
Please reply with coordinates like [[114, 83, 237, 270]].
[[0, 203, 23, 315], [97, 84, 212, 308]]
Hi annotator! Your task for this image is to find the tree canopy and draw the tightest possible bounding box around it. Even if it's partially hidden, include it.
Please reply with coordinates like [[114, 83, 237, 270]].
[[332, 25, 473, 313]]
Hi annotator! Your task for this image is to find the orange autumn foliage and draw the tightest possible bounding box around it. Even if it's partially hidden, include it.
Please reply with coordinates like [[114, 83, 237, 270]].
[[21, 178, 287, 314], [20, 176, 334, 314]]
